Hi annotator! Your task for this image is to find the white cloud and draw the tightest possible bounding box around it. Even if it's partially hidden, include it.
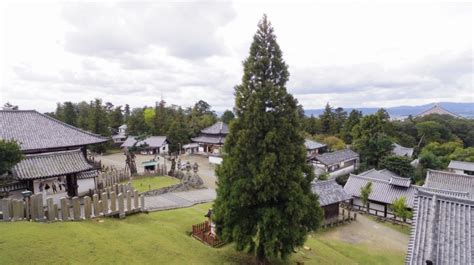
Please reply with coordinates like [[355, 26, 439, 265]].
[[0, 1, 472, 113]]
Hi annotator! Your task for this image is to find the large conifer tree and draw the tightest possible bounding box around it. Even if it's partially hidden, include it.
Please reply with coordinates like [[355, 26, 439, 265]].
[[213, 15, 323, 264]]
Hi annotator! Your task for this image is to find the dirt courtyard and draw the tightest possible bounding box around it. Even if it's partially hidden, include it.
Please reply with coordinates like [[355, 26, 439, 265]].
[[95, 153, 218, 189], [320, 213, 409, 253]]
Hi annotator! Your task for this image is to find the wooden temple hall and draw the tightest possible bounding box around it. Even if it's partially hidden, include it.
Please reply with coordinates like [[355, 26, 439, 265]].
[[0, 110, 108, 198], [190, 121, 229, 154]]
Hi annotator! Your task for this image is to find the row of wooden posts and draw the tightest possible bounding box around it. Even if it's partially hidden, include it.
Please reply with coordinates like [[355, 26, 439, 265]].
[[1, 183, 145, 222], [322, 208, 357, 228], [99, 168, 132, 188]]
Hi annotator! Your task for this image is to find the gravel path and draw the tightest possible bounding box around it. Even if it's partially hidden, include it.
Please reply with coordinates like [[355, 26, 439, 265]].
[[144, 188, 216, 211]]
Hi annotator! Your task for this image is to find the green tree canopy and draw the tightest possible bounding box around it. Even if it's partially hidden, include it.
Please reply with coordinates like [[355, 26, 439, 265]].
[[390, 197, 412, 220], [379, 155, 414, 178], [220, 110, 235, 124], [0, 140, 23, 177], [213, 15, 323, 263], [352, 114, 394, 168], [360, 182, 373, 213]]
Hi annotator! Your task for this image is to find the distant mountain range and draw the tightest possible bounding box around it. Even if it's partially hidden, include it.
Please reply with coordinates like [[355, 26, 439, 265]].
[[304, 102, 474, 118]]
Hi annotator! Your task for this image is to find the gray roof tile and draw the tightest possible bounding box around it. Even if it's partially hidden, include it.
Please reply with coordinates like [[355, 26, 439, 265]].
[[191, 135, 226, 144], [312, 179, 351, 206], [448, 160, 474, 172], [344, 169, 418, 208], [424, 170, 474, 199], [304, 139, 326, 150], [393, 143, 414, 157], [201, 121, 229, 134], [12, 149, 95, 180], [121, 136, 168, 148], [315, 149, 359, 166], [406, 190, 474, 265], [0, 110, 107, 152]]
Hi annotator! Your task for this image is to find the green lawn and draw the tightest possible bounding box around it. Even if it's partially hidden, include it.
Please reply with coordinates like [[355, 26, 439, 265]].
[[126, 176, 181, 193], [0, 203, 405, 265]]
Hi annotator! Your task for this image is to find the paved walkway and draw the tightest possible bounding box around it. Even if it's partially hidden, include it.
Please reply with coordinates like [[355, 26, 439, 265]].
[[144, 188, 216, 211]]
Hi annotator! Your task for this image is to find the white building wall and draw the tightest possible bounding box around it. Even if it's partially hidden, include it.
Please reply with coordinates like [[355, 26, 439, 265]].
[[209, 156, 223, 165]]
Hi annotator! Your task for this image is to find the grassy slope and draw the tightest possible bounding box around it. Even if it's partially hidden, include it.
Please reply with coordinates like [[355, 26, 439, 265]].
[[0, 203, 405, 265], [127, 176, 181, 193]]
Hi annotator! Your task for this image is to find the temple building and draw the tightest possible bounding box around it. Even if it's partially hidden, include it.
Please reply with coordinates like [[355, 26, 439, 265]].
[[0, 110, 108, 199], [112, 124, 127, 145], [121, 136, 169, 155], [415, 104, 460, 118], [312, 149, 359, 178], [311, 179, 351, 222], [406, 170, 473, 264], [190, 121, 229, 155], [305, 139, 327, 160], [344, 169, 418, 220]]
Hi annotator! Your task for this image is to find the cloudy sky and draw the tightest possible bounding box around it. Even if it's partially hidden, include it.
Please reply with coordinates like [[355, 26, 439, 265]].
[[0, 1, 472, 113]]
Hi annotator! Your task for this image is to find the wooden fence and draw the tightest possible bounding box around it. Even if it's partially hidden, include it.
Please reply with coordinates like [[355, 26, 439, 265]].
[[192, 221, 225, 248], [98, 168, 131, 189], [350, 204, 412, 224], [322, 208, 357, 228], [0, 184, 145, 222]]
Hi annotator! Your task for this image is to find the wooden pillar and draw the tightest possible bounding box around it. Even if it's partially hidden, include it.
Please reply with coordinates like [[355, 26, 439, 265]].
[[384, 204, 388, 218], [66, 174, 79, 197], [26, 180, 34, 193]]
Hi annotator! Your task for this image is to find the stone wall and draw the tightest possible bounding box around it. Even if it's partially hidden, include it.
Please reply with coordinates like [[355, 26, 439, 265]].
[[142, 172, 204, 196]]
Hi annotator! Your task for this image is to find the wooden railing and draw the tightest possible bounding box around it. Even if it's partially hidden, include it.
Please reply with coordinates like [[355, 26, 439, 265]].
[[192, 221, 225, 248], [0, 181, 27, 193]]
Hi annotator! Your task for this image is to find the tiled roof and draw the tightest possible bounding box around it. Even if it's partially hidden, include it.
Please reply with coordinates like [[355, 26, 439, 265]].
[[78, 170, 99, 179], [121, 136, 168, 148], [424, 170, 474, 199], [191, 135, 225, 145], [406, 190, 474, 265], [393, 143, 414, 157], [389, 176, 412, 187], [448, 160, 474, 172], [315, 149, 359, 166], [312, 179, 351, 206], [201, 121, 229, 135], [0, 110, 108, 152], [12, 149, 95, 180], [304, 139, 326, 150], [344, 169, 418, 208], [415, 104, 460, 118]]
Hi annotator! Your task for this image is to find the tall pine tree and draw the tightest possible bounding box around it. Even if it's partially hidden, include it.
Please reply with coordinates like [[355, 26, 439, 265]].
[[213, 15, 323, 264]]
